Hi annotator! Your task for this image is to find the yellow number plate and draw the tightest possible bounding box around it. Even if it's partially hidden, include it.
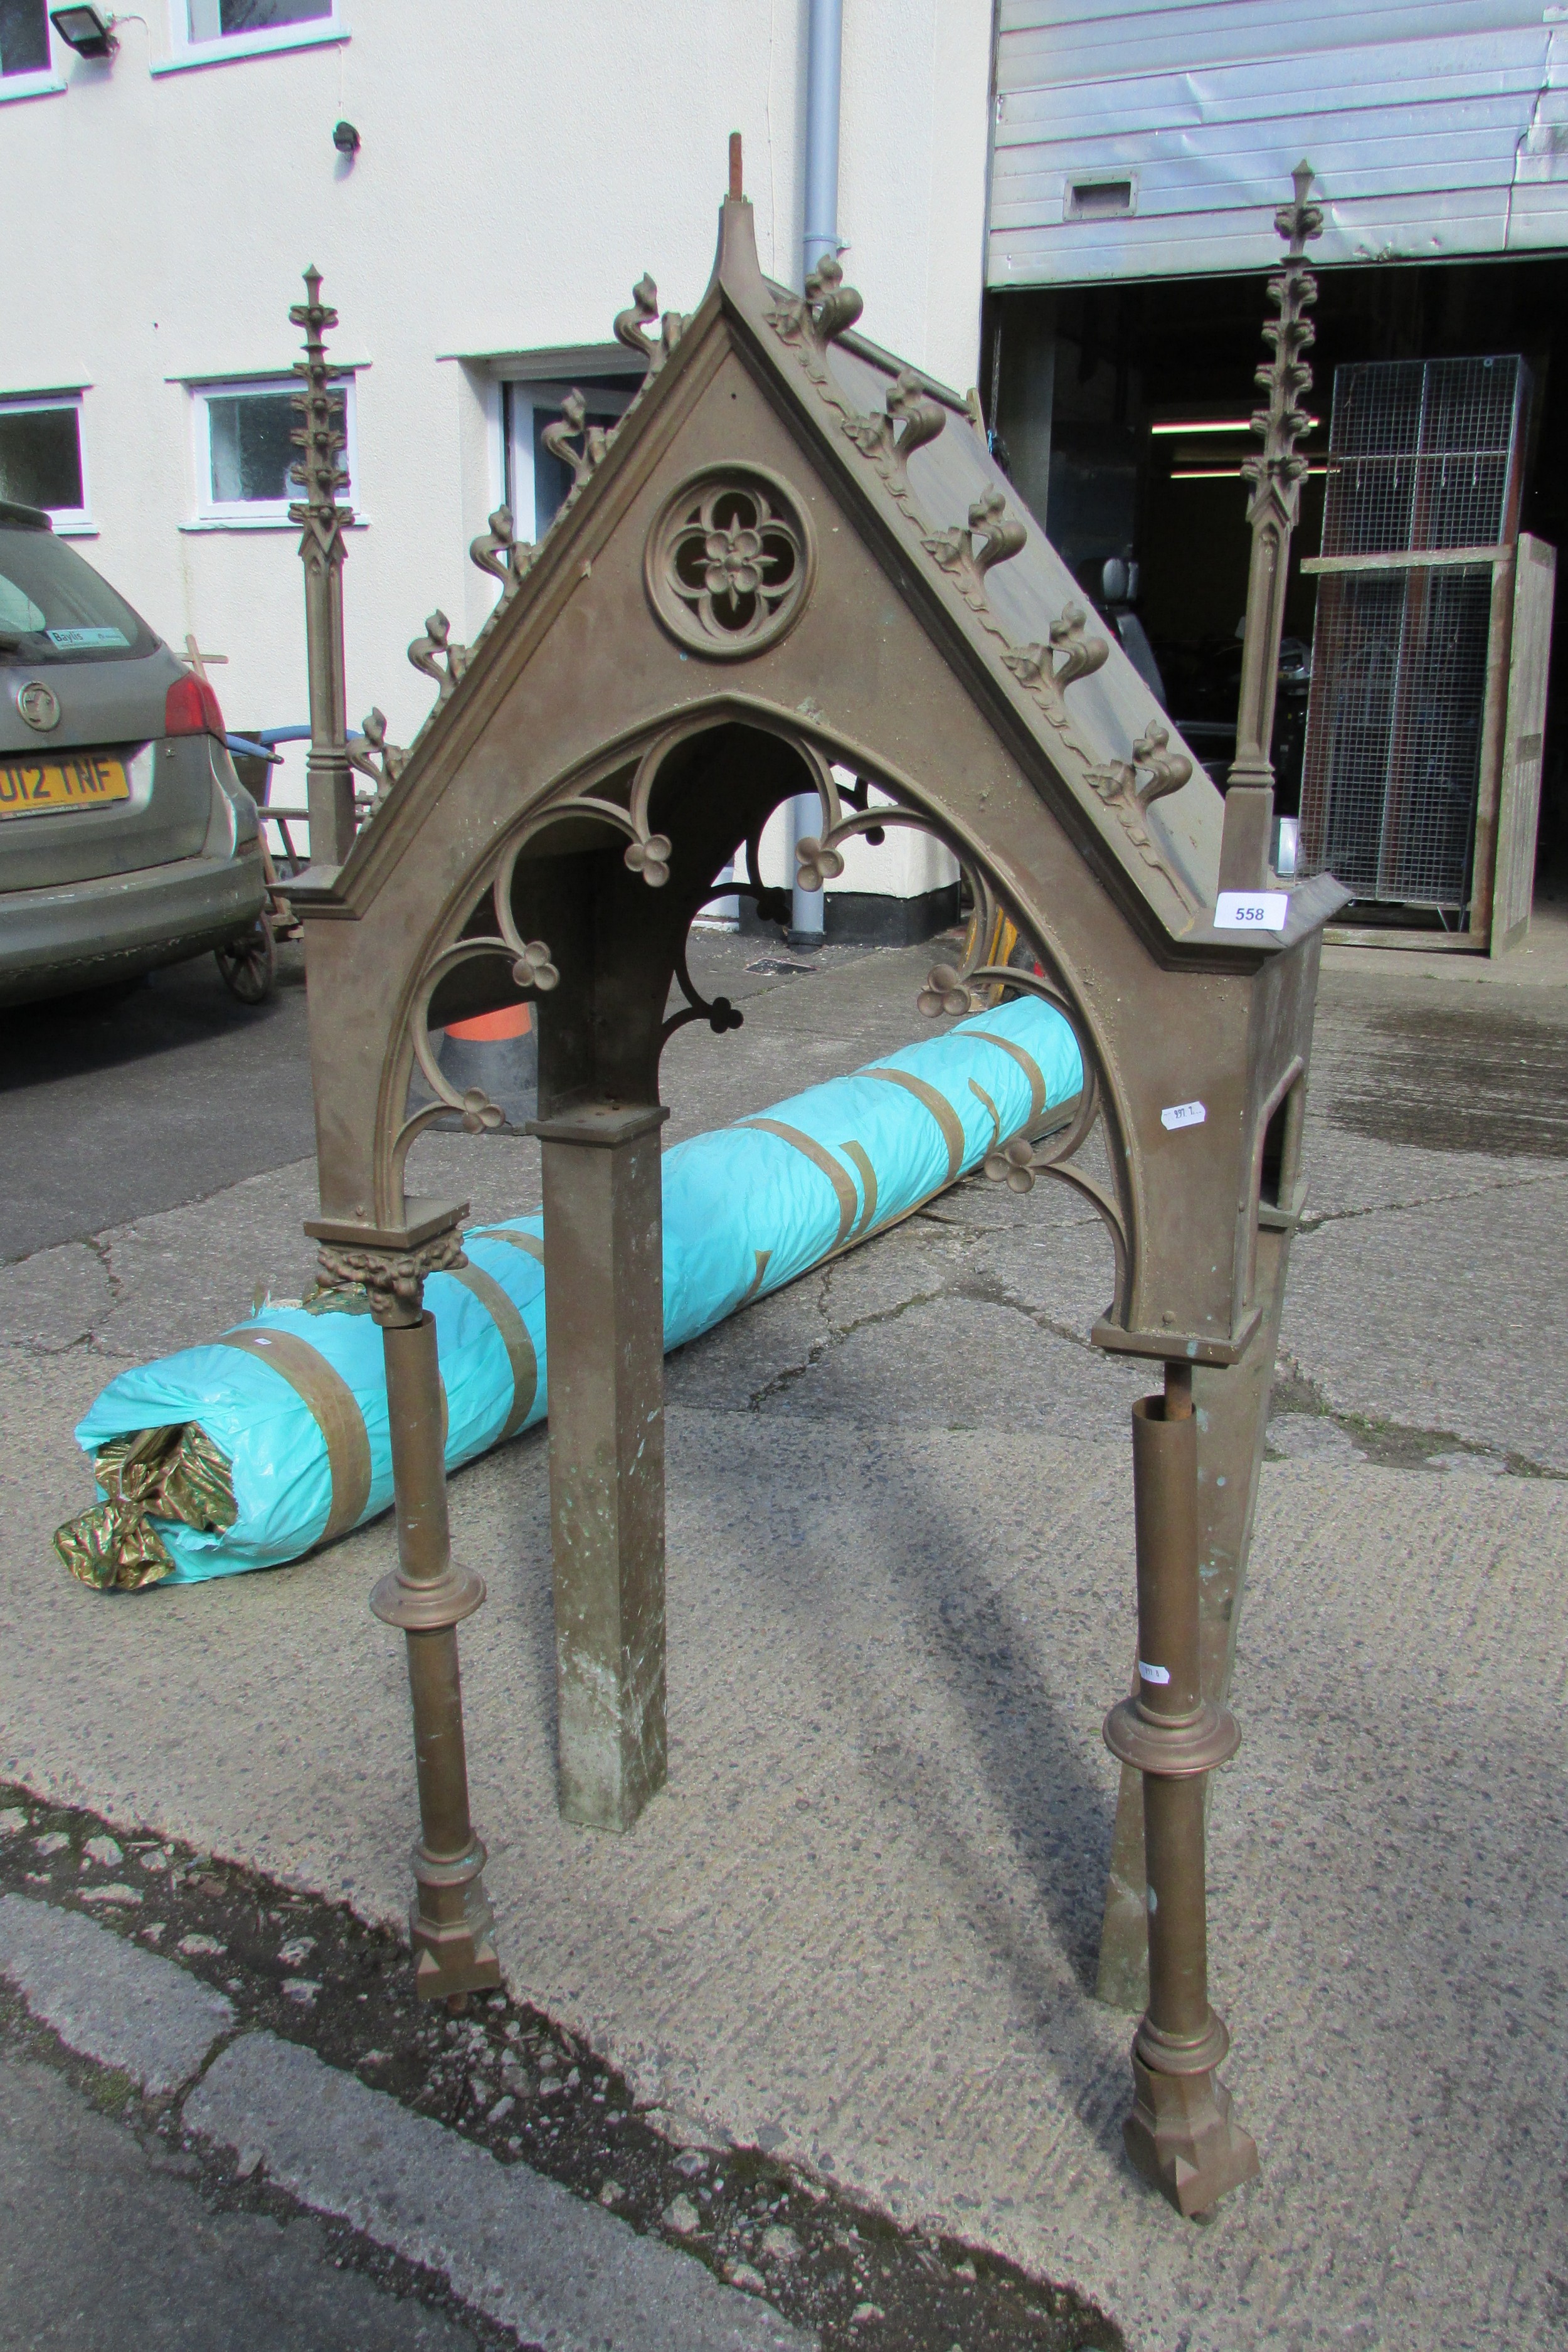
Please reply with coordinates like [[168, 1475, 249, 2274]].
[[0, 756, 130, 819]]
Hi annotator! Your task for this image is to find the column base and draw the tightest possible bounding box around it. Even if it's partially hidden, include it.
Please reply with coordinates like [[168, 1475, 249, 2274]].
[[1123, 2043, 1259, 2217], [408, 1835, 502, 2003], [556, 1712, 667, 1833]]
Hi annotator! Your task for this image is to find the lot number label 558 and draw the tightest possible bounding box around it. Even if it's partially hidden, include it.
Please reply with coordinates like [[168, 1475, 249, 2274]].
[[1215, 889, 1288, 931]]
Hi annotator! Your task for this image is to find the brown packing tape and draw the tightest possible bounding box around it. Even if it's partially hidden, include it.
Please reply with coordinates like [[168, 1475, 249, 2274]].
[[841, 1141, 878, 1237], [738, 1247, 773, 1306], [968, 1078, 1002, 1148], [965, 1029, 1049, 1123], [473, 1227, 544, 1261], [216, 1327, 373, 1544], [737, 1118, 860, 1247], [449, 1264, 538, 1438], [866, 1067, 967, 1184]]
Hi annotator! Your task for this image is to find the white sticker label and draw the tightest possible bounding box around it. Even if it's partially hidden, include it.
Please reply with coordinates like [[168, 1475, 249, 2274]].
[[1215, 889, 1289, 932], [1160, 1100, 1206, 1131], [1138, 1661, 1171, 1685], [45, 625, 130, 649]]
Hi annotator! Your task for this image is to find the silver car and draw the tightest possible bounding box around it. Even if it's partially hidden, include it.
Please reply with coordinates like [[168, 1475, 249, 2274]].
[[0, 501, 269, 1007]]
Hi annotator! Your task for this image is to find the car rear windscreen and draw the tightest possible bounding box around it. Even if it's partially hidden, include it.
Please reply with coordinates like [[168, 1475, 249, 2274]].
[[0, 527, 157, 665]]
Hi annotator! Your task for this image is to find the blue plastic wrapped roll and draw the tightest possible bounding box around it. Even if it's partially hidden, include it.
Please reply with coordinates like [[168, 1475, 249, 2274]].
[[63, 994, 1079, 1586]]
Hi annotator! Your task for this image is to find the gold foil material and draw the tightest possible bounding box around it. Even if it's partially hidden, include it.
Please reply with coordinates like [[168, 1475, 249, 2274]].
[[95, 1422, 236, 1531], [55, 1500, 177, 1592], [53, 1422, 237, 1593], [301, 1280, 373, 1316]]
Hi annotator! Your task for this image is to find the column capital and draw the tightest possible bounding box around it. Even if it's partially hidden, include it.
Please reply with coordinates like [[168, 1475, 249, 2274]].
[[530, 1101, 669, 1148], [305, 1206, 470, 1325]]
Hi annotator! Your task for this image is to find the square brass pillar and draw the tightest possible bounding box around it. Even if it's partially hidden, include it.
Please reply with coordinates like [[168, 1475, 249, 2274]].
[[536, 1102, 670, 1831]]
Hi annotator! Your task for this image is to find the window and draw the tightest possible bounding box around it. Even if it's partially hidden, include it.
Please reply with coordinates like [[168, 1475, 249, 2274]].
[[502, 378, 634, 542], [0, 396, 92, 532], [161, 0, 345, 72], [0, 0, 61, 99], [189, 0, 329, 34], [188, 376, 356, 528]]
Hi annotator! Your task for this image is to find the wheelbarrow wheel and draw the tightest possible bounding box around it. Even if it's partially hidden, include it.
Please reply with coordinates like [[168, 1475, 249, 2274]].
[[215, 910, 276, 1005]]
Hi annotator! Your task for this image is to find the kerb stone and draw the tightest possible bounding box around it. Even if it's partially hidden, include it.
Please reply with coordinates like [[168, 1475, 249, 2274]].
[[0, 1894, 234, 2094], [185, 2033, 813, 2352]]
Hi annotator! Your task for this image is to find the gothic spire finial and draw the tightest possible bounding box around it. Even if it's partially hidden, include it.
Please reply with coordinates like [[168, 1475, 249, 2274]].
[[287, 267, 356, 863], [1220, 166, 1323, 880]]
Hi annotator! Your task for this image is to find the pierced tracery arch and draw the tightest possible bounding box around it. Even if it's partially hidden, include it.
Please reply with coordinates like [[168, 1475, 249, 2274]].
[[368, 707, 1136, 1322]]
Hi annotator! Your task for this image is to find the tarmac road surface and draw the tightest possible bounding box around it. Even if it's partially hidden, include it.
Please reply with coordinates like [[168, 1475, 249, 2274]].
[[0, 948, 315, 1265], [0, 2055, 483, 2352]]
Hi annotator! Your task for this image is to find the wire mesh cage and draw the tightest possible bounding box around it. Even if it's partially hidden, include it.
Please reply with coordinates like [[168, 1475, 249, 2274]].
[[1299, 357, 1527, 913], [1301, 566, 1493, 906], [1319, 356, 1522, 558]]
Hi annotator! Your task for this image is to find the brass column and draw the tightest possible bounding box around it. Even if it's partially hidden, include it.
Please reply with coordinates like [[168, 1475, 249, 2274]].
[[370, 1290, 500, 2006], [1103, 1362, 1259, 2215], [536, 1103, 669, 1831], [307, 1209, 501, 2010], [288, 266, 358, 869]]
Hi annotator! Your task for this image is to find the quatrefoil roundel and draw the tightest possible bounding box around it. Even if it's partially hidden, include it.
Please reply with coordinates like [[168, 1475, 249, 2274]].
[[645, 465, 815, 659]]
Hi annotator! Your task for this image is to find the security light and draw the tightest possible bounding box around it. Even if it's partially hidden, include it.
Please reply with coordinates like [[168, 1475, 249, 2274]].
[[50, 2, 116, 55]]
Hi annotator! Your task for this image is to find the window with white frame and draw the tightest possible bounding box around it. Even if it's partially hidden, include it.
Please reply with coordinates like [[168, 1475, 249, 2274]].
[[503, 378, 635, 542], [189, 376, 356, 527], [0, 0, 60, 97], [167, 0, 344, 70], [0, 395, 91, 531]]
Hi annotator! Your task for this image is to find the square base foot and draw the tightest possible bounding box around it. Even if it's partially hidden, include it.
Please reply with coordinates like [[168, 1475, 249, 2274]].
[[410, 1901, 502, 2005], [1123, 2054, 1259, 2216], [557, 1724, 667, 1833]]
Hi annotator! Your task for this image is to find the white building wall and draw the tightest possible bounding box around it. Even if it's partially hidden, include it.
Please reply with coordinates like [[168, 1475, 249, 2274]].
[[2, 2, 993, 852], [755, 783, 961, 904]]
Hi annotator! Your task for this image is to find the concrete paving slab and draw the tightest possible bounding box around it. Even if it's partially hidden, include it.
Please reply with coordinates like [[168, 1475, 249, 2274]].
[[0, 1244, 117, 1357], [1295, 1121, 1541, 1224], [0, 1892, 233, 2094], [1264, 1412, 1365, 1464], [185, 2030, 813, 2352], [1282, 1170, 1568, 1470], [748, 1288, 1142, 1439], [6, 1363, 1566, 2348], [1302, 966, 1568, 1219]]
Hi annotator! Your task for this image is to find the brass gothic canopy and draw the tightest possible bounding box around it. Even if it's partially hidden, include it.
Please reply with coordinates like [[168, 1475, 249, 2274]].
[[292, 175, 1348, 2215]]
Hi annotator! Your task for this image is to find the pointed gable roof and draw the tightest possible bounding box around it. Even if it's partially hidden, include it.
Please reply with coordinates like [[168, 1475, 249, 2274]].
[[306, 193, 1340, 960]]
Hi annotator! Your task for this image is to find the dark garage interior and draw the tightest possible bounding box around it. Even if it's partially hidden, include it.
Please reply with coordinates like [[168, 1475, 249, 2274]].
[[983, 255, 1568, 924]]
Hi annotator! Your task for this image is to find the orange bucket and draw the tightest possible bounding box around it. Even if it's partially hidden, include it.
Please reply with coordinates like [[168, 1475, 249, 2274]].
[[443, 1003, 532, 1044]]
